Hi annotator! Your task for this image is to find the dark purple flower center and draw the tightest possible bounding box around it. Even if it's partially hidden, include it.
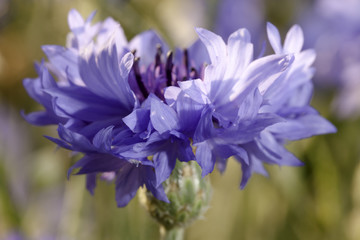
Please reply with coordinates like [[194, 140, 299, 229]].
[[129, 46, 203, 102]]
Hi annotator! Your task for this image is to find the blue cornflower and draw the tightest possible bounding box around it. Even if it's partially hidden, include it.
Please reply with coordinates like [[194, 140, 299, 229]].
[[22, 10, 206, 207], [23, 9, 336, 206]]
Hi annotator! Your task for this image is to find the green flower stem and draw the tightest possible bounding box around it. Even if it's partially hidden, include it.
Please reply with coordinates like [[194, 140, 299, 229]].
[[160, 225, 184, 240]]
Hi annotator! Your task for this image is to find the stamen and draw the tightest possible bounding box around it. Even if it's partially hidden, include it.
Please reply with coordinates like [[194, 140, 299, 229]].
[[166, 51, 173, 86], [129, 159, 141, 167], [190, 67, 198, 79], [155, 44, 163, 68], [183, 48, 190, 78], [212, 116, 220, 128], [133, 57, 149, 98]]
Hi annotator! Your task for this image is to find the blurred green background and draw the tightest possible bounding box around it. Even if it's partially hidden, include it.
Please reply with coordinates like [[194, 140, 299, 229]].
[[1, 0, 359, 239]]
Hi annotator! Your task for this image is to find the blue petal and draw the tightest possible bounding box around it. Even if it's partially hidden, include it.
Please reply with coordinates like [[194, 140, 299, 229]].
[[76, 116, 125, 139], [153, 150, 177, 186], [230, 54, 294, 106], [85, 10, 97, 24], [239, 159, 253, 189], [175, 92, 203, 134], [164, 86, 182, 107], [226, 28, 253, 79], [266, 22, 283, 54], [92, 126, 114, 151], [230, 145, 249, 165], [216, 113, 283, 145], [45, 135, 72, 150], [86, 173, 97, 195], [193, 106, 214, 143], [236, 152, 268, 189], [79, 43, 136, 111], [23, 65, 56, 109], [283, 25, 304, 53], [123, 109, 150, 133], [68, 9, 85, 34], [75, 154, 125, 175], [195, 28, 227, 65], [23, 77, 43, 104], [142, 166, 169, 203], [115, 163, 142, 207], [46, 86, 128, 121], [150, 95, 179, 134], [57, 124, 95, 152], [195, 141, 216, 177], [21, 110, 59, 126], [178, 80, 210, 105], [175, 138, 195, 162], [42, 45, 80, 81], [96, 17, 128, 53], [216, 145, 248, 173], [23, 67, 66, 125], [269, 110, 337, 141], [39, 64, 58, 89], [236, 88, 263, 122], [254, 131, 304, 166]]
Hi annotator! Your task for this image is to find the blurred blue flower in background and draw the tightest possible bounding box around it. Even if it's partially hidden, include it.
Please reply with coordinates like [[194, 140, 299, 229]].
[[214, 0, 265, 50], [300, 0, 360, 118]]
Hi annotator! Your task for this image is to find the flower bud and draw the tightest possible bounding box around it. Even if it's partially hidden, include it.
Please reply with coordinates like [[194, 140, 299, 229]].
[[139, 160, 212, 230]]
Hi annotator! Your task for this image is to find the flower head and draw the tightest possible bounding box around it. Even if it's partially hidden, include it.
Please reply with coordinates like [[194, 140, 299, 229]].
[[23, 9, 335, 206]]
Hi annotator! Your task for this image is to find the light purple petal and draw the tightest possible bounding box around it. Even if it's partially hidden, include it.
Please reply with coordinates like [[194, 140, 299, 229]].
[[195, 27, 227, 64], [42, 45, 80, 82], [68, 9, 85, 34], [92, 126, 114, 151], [150, 95, 179, 134], [164, 86, 181, 106], [115, 163, 142, 207], [255, 131, 304, 166], [79, 42, 136, 111], [226, 28, 253, 79], [86, 173, 97, 195], [96, 17, 128, 52], [225, 54, 293, 111], [57, 124, 95, 152], [195, 141, 216, 177], [266, 22, 283, 54], [143, 167, 169, 203], [178, 79, 210, 105], [175, 92, 203, 133], [236, 88, 263, 122], [21, 111, 59, 126], [123, 109, 150, 133], [269, 111, 337, 141], [283, 24, 304, 53], [153, 150, 177, 186]]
